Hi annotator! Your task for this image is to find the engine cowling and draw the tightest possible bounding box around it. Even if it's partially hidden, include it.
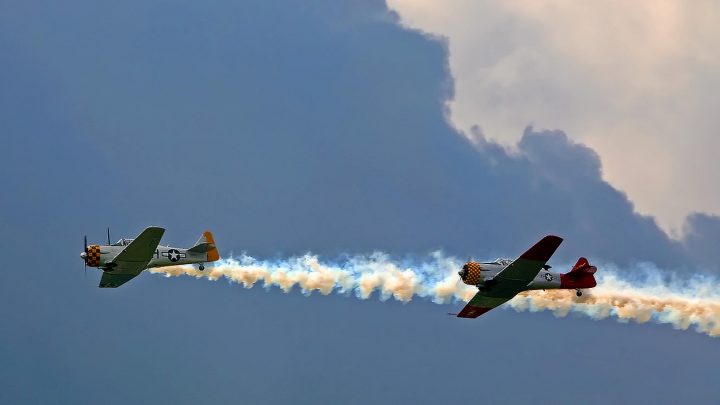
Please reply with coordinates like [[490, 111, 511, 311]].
[[458, 261, 484, 285], [84, 244, 102, 267]]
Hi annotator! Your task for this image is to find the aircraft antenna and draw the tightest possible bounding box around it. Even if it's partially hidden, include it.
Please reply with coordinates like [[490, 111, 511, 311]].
[[107, 227, 111, 245]]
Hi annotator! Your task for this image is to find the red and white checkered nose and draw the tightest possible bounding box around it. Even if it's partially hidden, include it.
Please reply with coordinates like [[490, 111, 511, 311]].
[[84, 245, 101, 267]]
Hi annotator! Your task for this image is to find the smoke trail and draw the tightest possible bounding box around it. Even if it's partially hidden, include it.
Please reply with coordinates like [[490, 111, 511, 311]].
[[150, 253, 720, 337]]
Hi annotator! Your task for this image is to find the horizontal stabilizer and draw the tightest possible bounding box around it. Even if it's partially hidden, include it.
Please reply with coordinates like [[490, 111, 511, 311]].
[[187, 242, 216, 253], [560, 257, 598, 289]]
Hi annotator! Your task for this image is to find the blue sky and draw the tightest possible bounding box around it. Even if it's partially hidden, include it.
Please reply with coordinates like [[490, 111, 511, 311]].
[[1, 1, 719, 403]]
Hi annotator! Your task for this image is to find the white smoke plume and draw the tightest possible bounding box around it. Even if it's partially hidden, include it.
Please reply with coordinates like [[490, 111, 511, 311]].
[[150, 253, 720, 337]]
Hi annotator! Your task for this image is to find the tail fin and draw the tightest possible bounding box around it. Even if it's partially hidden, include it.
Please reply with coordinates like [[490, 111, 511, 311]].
[[569, 257, 597, 274], [560, 257, 597, 288], [188, 231, 220, 262]]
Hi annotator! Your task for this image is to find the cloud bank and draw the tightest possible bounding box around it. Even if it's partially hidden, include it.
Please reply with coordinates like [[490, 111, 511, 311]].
[[388, 0, 720, 232], [2, 0, 718, 273]]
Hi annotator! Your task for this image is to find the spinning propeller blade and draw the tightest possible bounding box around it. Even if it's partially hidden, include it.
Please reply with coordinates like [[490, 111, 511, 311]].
[[83, 235, 88, 276]]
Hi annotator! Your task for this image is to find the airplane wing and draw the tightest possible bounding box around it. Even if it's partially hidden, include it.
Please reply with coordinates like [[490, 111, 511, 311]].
[[457, 235, 563, 318], [99, 272, 142, 288], [99, 226, 165, 288], [457, 294, 513, 318]]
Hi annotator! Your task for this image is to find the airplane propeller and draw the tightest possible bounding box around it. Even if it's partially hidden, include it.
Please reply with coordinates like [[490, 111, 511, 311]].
[[107, 227, 111, 245], [83, 235, 88, 276]]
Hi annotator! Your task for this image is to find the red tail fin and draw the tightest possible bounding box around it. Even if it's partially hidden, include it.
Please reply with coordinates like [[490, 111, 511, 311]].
[[570, 257, 597, 274], [560, 257, 597, 289]]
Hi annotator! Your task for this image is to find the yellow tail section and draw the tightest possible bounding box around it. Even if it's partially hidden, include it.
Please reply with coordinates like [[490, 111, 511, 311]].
[[204, 231, 220, 262]]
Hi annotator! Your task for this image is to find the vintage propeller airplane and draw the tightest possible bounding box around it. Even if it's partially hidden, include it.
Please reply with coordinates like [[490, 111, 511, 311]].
[[80, 226, 220, 288], [455, 235, 597, 318]]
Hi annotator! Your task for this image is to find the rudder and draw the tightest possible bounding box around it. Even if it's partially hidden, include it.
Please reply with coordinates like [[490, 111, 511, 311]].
[[203, 231, 220, 262], [188, 230, 220, 262]]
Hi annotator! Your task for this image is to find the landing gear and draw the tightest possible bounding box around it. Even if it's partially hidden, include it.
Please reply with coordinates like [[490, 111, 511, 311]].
[[576, 289, 582, 297], [199, 264, 205, 271]]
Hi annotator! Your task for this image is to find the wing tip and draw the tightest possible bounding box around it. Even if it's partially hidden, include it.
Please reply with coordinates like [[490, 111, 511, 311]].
[[457, 305, 493, 318], [99, 283, 118, 288], [519, 235, 564, 262]]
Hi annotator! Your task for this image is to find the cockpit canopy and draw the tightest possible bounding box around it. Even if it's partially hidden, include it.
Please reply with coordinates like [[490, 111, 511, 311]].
[[482, 258, 513, 266], [111, 238, 134, 246]]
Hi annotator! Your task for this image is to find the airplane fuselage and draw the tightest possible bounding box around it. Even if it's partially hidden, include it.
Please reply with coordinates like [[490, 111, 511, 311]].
[[85, 244, 207, 271], [459, 260, 596, 292]]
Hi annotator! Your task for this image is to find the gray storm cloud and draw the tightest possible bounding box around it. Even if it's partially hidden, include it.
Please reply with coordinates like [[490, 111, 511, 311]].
[[388, 0, 720, 232]]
